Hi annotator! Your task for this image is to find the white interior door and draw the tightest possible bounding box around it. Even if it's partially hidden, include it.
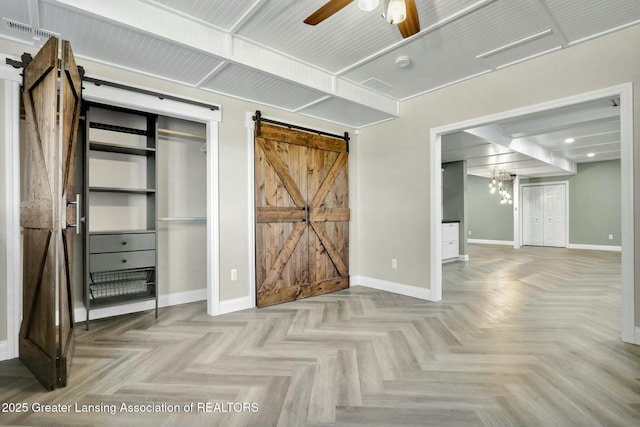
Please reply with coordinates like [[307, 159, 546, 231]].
[[522, 184, 566, 247], [543, 184, 566, 247], [523, 186, 543, 246]]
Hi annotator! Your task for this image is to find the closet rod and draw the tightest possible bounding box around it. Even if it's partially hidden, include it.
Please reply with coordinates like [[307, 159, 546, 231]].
[[158, 217, 206, 222], [157, 128, 206, 140]]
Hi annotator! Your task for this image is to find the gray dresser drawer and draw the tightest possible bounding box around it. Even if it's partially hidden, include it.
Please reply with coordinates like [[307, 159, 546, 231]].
[[90, 233, 155, 253], [90, 250, 156, 272]]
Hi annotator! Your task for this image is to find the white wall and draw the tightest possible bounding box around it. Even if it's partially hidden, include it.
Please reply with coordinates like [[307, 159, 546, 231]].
[[356, 24, 640, 326]]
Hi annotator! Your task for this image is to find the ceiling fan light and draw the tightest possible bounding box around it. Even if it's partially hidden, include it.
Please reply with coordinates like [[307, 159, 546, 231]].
[[358, 0, 379, 12], [384, 0, 406, 25]]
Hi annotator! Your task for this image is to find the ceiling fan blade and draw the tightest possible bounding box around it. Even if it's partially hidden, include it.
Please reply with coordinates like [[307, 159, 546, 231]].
[[304, 0, 353, 25], [398, 0, 420, 38]]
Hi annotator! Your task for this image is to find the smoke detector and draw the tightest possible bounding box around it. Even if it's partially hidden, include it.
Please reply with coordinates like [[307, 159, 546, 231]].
[[395, 55, 411, 68]]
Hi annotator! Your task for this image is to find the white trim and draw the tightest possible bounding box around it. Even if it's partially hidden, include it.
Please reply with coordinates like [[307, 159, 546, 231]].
[[206, 120, 221, 316], [469, 239, 515, 246], [82, 79, 221, 123], [513, 175, 521, 249], [618, 83, 635, 344], [80, 81, 222, 317], [353, 276, 434, 301], [636, 327, 640, 344], [568, 244, 622, 252], [430, 132, 443, 303], [4, 79, 21, 359], [77, 288, 206, 322], [0, 341, 7, 361], [520, 181, 570, 248], [0, 63, 21, 82], [430, 83, 635, 344], [246, 112, 257, 310], [457, 254, 470, 262], [219, 296, 254, 315]]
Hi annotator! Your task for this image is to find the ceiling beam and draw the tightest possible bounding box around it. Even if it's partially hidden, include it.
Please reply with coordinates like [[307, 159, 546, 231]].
[[528, 0, 569, 46], [465, 124, 576, 174], [228, 0, 268, 34], [50, 0, 399, 117], [505, 105, 620, 137]]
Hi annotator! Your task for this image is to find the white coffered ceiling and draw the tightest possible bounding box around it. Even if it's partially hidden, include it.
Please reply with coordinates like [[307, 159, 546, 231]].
[[1, 0, 639, 131], [442, 96, 621, 178]]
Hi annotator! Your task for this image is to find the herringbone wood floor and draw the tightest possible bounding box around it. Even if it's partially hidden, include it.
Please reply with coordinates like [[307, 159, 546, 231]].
[[1, 244, 639, 426]]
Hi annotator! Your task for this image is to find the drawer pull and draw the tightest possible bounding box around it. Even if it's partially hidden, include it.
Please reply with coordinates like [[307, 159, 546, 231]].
[[122, 258, 128, 263], [122, 240, 128, 245]]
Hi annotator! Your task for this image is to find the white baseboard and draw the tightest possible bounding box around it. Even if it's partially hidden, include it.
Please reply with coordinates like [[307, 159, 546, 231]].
[[219, 295, 254, 315], [635, 327, 640, 345], [0, 340, 8, 361], [75, 288, 207, 323], [352, 276, 434, 301], [458, 254, 470, 261], [468, 239, 514, 246], [568, 244, 622, 252]]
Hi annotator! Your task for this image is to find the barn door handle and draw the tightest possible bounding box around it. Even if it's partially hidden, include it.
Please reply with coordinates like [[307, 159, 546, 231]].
[[67, 193, 81, 235]]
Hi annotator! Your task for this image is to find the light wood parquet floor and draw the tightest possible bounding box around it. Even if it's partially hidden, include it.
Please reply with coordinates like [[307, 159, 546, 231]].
[[1, 244, 640, 426]]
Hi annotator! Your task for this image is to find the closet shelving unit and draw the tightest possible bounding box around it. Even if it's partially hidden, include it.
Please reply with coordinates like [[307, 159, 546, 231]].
[[82, 102, 159, 327]]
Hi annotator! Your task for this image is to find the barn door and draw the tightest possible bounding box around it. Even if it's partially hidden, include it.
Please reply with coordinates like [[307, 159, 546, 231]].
[[19, 37, 82, 390], [255, 123, 349, 307]]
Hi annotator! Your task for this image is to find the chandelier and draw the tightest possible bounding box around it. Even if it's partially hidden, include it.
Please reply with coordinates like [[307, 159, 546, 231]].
[[488, 170, 515, 205]]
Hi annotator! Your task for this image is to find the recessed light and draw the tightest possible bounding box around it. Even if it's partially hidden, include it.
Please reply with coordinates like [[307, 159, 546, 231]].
[[564, 138, 575, 143], [587, 153, 595, 158]]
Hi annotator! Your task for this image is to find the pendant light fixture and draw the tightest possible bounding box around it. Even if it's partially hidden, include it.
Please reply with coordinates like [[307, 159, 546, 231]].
[[488, 170, 515, 205], [382, 0, 407, 25], [358, 0, 379, 11]]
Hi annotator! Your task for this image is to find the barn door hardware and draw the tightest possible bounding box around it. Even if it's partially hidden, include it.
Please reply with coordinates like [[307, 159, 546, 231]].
[[252, 110, 349, 151]]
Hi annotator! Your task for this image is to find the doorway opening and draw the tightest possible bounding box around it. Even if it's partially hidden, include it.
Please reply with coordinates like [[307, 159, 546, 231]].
[[431, 84, 635, 343]]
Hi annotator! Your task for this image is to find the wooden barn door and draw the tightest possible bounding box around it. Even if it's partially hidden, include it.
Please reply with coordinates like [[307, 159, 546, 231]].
[[255, 123, 349, 307], [20, 37, 82, 390]]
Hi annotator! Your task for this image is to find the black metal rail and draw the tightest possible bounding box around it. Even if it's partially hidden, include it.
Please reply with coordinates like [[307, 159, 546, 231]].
[[252, 110, 349, 151], [6, 53, 219, 111]]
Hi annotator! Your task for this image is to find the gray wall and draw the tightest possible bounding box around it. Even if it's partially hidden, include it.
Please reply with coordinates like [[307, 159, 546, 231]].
[[76, 70, 355, 303], [0, 41, 356, 351], [355, 24, 640, 326], [442, 161, 467, 255], [522, 160, 621, 246], [0, 38, 355, 312], [467, 174, 514, 242]]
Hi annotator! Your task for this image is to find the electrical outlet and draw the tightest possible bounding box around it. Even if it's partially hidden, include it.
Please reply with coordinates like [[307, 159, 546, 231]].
[[468, 231, 472, 236], [231, 269, 238, 281], [609, 234, 614, 240], [391, 259, 398, 269]]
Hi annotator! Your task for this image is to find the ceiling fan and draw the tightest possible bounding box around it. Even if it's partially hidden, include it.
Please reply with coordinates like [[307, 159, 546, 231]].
[[304, 0, 420, 39]]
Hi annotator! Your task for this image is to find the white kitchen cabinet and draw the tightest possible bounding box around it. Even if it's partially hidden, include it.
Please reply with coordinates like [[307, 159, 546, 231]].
[[442, 222, 459, 262]]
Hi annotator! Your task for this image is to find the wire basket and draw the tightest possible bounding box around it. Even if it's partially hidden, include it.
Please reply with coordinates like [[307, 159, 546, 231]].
[[89, 268, 154, 301]]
